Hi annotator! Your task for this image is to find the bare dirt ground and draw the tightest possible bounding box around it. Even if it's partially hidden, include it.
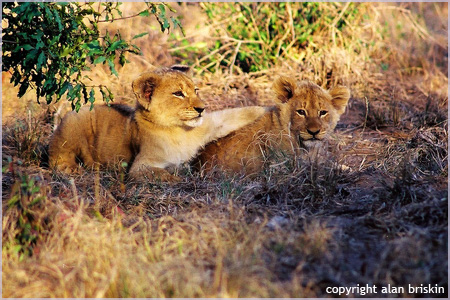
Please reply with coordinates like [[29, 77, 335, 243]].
[[2, 2, 448, 298]]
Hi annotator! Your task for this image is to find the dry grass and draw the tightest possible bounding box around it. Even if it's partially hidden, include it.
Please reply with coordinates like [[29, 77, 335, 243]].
[[2, 2, 448, 298]]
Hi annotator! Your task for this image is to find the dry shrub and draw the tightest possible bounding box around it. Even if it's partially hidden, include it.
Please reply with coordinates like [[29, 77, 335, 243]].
[[374, 234, 447, 295], [2, 110, 52, 166]]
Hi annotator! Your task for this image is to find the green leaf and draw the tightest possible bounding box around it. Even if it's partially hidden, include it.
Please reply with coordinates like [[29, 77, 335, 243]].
[[36, 52, 46, 71], [132, 32, 149, 40], [29, 196, 44, 206], [107, 40, 125, 52], [74, 99, 82, 112], [105, 85, 114, 102], [107, 59, 118, 77], [163, 19, 170, 30], [24, 49, 39, 67], [87, 48, 104, 56], [35, 40, 45, 50], [53, 9, 63, 31], [129, 44, 142, 55], [89, 89, 95, 103], [31, 31, 44, 42], [18, 80, 29, 98], [22, 44, 34, 51], [7, 195, 20, 207], [138, 10, 150, 17], [119, 53, 128, 66], [85, 40, 100, 49], [12, 245, 23, 254], [93, 56, 106, 64], [60, 47, 71, 57], [158, 4, 166, 14], [58, 81, 71, 98]]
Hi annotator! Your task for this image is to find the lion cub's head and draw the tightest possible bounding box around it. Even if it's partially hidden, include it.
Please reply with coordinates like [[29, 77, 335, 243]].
[[273, 76, 350, 147], [132, 65, 205, 128]]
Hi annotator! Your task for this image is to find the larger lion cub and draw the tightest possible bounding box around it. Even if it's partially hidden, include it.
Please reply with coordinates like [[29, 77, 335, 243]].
[[194, 76, 350, 175], [48, 66, 267, 181]]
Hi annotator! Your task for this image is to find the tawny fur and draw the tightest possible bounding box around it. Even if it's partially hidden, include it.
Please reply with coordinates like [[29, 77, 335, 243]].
[[193, 76, 351, 176], [48, 66, 267, 182]]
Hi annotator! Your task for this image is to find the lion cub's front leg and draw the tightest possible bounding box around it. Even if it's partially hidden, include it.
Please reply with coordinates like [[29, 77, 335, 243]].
[[203, 106, 268, 142], [128, 158, 181, 183]]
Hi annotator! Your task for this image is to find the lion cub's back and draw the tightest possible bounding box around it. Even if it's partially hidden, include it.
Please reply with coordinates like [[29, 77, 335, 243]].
[[50, 104, 137, 168], [89, 105, 138, 164], [195, 112, 274, 174]]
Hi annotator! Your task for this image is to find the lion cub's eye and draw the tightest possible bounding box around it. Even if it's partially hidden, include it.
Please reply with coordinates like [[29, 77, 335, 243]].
[[297, 109, 306, 116], [319, 110, 328, 117], [173, 91, 185, 98], [194, 88, 199, 95]]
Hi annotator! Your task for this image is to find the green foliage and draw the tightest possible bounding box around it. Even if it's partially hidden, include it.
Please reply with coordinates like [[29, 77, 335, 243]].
[[172, 2, 359, 73], [3, 169, 47, 260], [2, 2, 183, 111]]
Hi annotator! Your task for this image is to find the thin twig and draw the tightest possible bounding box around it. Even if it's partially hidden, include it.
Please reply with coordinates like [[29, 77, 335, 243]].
[[229, 41, 242, 75], [195, 42, 234, 65], [97, 12, 143, 23], [330, 2, 351, 46], [246, 4, 266, 57], [360, 96, 369, 139]]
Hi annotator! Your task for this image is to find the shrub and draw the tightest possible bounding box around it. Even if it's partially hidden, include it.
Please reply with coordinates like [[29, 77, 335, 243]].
[[171, 2, 359, 73], [2, 2, 183, 111]]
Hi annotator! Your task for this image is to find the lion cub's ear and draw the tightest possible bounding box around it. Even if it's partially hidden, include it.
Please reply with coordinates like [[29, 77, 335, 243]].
[[329, 86, 350, 115], [132, 73, 162, 109], [273, 76, 297, 103], [170, 64, 190, 73]]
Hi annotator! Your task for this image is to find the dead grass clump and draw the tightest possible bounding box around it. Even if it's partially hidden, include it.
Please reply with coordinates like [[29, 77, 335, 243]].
[[264, 219, 336, 279], [2, 169, 55, 260], [240, 148, 353, 213], [397, 197, 448, 229], [408, 128, 448, 176], [2, 111, 52, 166], [374, 234, 447, 297], [371, 129, 447, 214], [414, 95, 448, 128], [379, 127, 448, 181]]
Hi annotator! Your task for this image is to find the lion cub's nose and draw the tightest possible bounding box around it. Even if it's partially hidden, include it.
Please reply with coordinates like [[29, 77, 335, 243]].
[[307, 129, 320, 137], [194, 107, 205, 114]]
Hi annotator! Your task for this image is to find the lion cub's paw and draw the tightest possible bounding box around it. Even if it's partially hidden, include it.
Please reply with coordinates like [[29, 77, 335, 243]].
[[130, 166, 182, 183], [52, 163, 82, 175], [153, 172, 182, 183]]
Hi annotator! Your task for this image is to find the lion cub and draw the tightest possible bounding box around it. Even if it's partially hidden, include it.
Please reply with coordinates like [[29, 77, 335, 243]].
[[194, 76, 350, 175], [48, 65, 267, 182]]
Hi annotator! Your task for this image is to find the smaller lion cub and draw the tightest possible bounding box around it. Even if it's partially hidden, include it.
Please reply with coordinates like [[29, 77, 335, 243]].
[[48, 65, 267, 182], [194, 76, 350, 175]]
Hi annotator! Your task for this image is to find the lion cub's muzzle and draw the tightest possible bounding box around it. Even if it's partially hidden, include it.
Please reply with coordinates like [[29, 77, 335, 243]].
[[182, 106, 206, 127], [299, 128, 328, 148], [194, 106, 205, 117], [300, 129, 323, 141], [307, 129, 320, 139]]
